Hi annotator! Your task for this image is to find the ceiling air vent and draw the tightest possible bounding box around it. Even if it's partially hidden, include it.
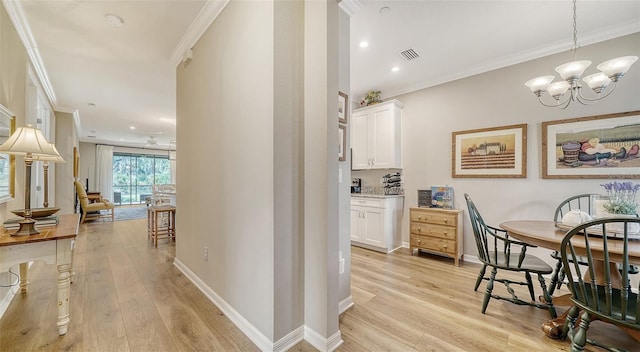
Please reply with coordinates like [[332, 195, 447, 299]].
[[399, 48, 419, 61]]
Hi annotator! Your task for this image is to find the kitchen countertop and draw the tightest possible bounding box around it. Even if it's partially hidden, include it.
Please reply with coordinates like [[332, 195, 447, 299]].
[[351, 193, 404, 199]]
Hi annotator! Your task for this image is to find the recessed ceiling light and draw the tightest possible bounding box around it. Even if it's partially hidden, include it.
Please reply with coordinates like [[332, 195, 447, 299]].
[[105, 13, 124, 27], [130, 126, 136, 130], [359, 41, 369, 48], [391, 66, 400, 72], [119, 138, 124, 141], [379, 7, 391, 15]]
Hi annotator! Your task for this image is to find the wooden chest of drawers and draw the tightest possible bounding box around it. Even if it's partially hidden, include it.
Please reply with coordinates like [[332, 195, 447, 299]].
[[409, 207, 464, 266]]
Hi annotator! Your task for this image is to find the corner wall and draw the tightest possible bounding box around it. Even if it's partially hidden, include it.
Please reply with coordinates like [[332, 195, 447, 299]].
[[395, 33, 640, 261]]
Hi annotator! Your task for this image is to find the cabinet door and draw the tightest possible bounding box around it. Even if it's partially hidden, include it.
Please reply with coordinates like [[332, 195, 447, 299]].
[[363, 207, 384, 247], [351, 111, 370, 170], [350, 207, 363, 241], [371, 105, 396, 168]]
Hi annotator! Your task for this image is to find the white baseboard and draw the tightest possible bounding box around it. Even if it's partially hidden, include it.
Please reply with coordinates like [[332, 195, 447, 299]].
[[339, 295, 354, 315], [0, 265, 26, 320], [274, 325, 304, 352], [174, 258, 273, 351], [174, 258, 345, 352], [304, 326, 343, 352], [402, 241, 409, 248], [0, 285, 19, 320]]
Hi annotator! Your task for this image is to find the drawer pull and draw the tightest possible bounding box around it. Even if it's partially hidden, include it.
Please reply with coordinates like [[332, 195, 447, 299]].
[[417, 239, 421, 243], [417, 227, 421, 232], [444, 219, 448, 223], [417, 216, 422, 220]]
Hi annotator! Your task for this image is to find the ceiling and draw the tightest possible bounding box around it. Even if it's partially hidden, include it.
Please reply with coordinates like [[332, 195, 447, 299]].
[[9, 1, 640, 148]]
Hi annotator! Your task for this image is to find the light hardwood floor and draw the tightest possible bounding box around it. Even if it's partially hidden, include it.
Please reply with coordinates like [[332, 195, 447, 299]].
[[1, 218, 637, 351]]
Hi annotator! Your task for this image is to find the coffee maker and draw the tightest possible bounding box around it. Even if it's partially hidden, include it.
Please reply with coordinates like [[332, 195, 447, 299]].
[[351, 178, 361, 193]]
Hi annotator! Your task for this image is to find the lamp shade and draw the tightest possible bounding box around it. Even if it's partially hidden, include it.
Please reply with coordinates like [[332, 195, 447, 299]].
[[555, 60, 591, 80], [525, 75, 555, 93], [582, 72, 611, 92], [33, 143, 66, 163], [0, 125, 56, 157], [547, 81, 571, 99], [596, 56, 638, 78]]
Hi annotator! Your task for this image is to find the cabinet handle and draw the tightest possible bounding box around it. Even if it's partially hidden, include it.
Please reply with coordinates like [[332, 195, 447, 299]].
[[417, 227, 421, 232], [417, 216, 422, 220], [371, 158, 375, 166], [417, 239, 421, 244], [444, 219, 448, 224]]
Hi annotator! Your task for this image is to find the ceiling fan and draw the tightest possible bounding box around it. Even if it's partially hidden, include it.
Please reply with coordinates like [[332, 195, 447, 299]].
[[145, 136, 159, 147]]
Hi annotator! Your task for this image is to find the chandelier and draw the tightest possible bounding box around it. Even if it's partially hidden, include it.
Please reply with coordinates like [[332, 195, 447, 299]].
[[525, 0, 637, 109]]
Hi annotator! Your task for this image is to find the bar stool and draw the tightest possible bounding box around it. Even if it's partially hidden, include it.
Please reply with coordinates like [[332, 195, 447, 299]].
[[147, 205, 176, 247]]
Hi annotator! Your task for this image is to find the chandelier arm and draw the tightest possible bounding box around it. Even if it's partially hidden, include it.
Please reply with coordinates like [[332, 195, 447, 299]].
[[575, 82, 618, 103], [537, 95, 571, 109]]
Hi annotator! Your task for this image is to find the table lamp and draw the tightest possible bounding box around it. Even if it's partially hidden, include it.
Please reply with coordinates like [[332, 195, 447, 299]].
[[0, 125, 57, 236], [33, 142, 65, 208]]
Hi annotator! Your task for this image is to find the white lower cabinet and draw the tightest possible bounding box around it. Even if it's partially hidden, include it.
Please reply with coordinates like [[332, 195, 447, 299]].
[[350, 196, 404, 253]]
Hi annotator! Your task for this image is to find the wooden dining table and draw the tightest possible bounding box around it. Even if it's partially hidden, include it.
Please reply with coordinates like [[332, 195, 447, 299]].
[[500, 220, 640, 340], [500, 220, 640, 264]]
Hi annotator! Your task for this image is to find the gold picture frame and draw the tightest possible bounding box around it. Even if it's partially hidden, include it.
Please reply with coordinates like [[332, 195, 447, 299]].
[[452, 124, 527, 178], [542, 110, 640, 179], [0, 104, 16, 202], [73, 146, 79, 179]]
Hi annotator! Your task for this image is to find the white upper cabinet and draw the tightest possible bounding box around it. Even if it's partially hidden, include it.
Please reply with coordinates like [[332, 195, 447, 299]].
[[351, 99, 403, 170]]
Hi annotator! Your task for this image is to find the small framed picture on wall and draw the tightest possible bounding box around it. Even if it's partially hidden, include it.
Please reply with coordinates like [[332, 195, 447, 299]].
[[338, 91, 348, 124]]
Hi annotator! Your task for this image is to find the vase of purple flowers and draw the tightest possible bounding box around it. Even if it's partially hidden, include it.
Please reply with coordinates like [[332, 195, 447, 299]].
[[600, 181, 640, 234]]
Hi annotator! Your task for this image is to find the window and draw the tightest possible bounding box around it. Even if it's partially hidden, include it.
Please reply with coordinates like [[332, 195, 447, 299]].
[[112, 153, 170, 205]]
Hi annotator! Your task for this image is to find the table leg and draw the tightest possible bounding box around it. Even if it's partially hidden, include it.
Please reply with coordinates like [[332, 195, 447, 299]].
[[56, 263, 71, 335], [19, 262, 29, 294]]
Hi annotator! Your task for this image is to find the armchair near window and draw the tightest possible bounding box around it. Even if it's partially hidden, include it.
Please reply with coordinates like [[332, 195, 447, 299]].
[[74, 181, 114, 223]]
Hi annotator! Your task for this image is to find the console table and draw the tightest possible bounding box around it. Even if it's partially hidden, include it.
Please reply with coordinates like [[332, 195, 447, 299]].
[[0, 213, 79, 335]]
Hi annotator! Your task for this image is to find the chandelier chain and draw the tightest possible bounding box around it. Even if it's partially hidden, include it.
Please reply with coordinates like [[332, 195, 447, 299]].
[[572, 0, 579, 54]]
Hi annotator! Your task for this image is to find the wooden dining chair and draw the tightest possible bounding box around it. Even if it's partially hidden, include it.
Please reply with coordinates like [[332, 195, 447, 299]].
[[464, 194, 557, 317], [550, 194, 597, 295], [560, 217, 640, 352], [551, 194, 638, 296]]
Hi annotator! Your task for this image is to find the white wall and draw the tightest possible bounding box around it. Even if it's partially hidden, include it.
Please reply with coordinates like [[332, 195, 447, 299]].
[[393, 33, 640, 261], [78, 142, 96, 191], [176, 0, 277, 344]]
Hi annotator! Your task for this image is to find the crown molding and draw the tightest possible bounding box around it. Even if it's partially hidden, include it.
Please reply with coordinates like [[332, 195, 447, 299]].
[[2, 0, 57, 109], [170, 0, 230, 67], [338, 0, 362, 17]]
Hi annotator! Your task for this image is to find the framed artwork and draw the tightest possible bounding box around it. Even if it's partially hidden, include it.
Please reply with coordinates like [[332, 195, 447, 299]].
[[0, 104, 15, 203], [338, 91, 348, 124], [338, 124, 346, 161], [542, 110, 640, 179], [452, 124, 527, 178]]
